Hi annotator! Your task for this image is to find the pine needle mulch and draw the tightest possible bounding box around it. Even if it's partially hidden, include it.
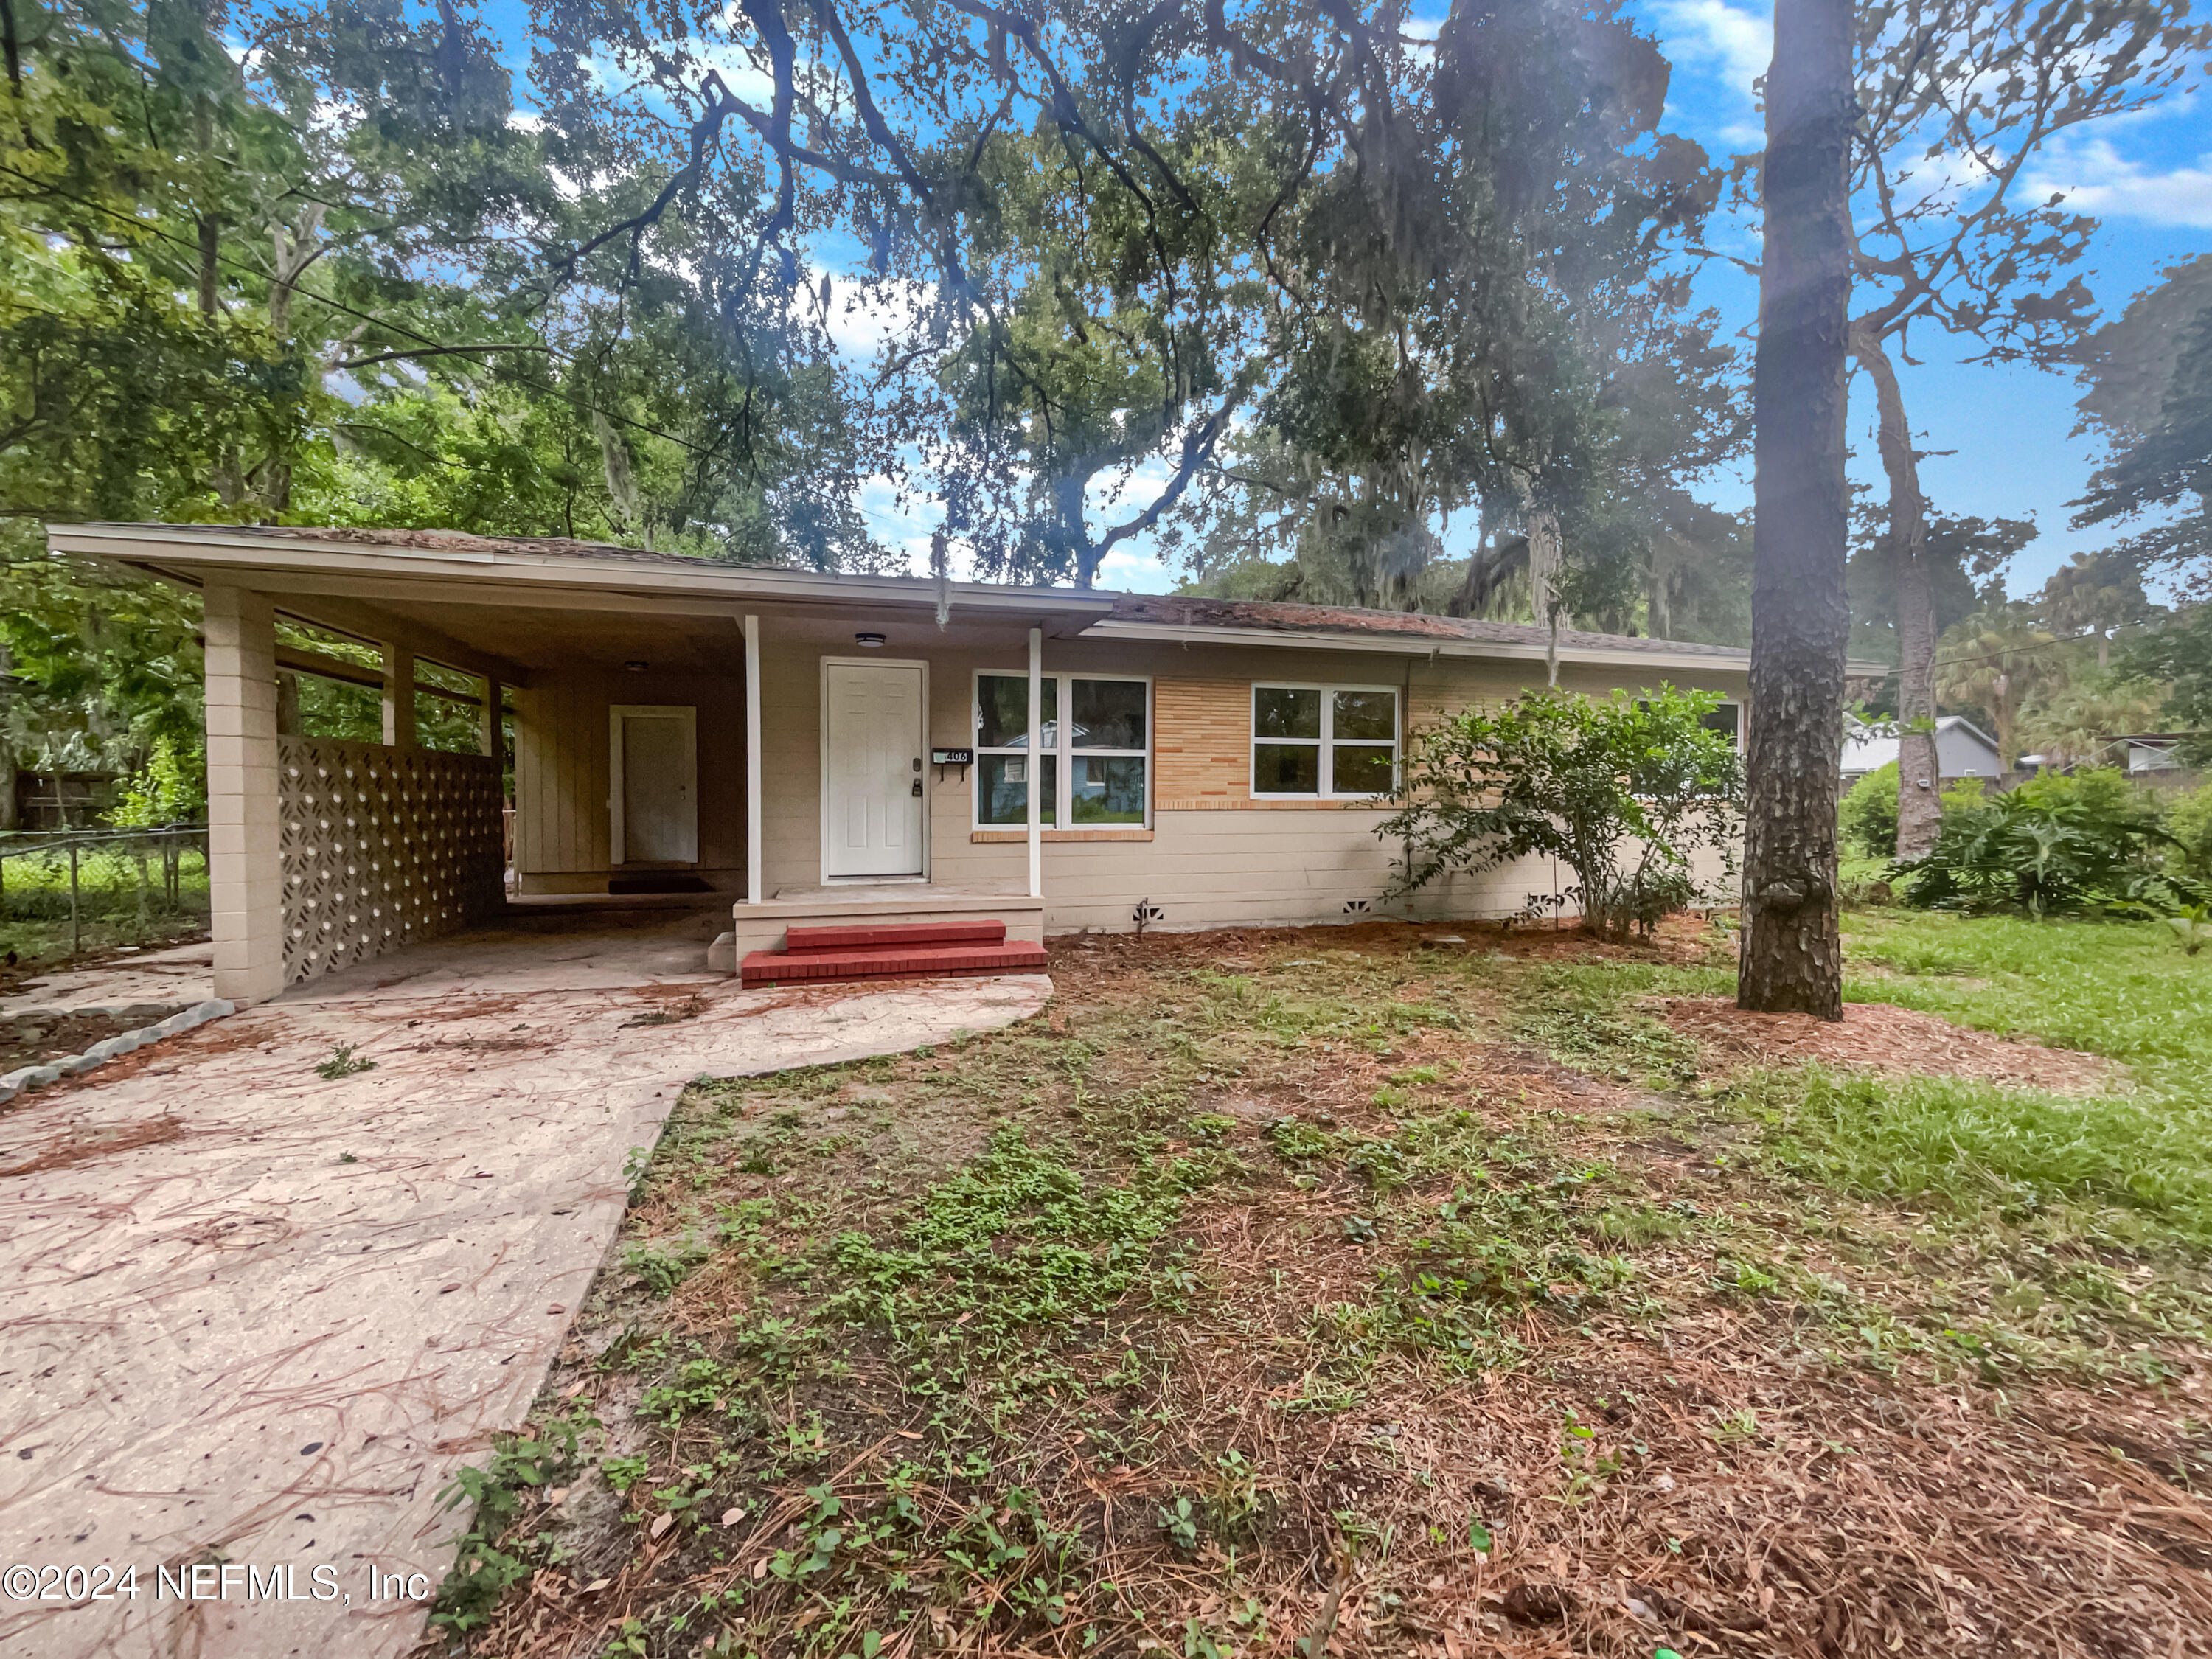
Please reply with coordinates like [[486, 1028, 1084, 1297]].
[[429, 923, 2211, 1659], [1649, 996, 2118, 1093]]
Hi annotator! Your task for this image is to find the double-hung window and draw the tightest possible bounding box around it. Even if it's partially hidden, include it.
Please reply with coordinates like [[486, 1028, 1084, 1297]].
[[975, 674, 1150, 827], [1251, 684, 1399, 798]]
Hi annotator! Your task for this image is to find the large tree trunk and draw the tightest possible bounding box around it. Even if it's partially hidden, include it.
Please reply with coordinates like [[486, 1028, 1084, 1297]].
[[1854, 330, 1943, 858], [1739, 0, 1854, 1020]]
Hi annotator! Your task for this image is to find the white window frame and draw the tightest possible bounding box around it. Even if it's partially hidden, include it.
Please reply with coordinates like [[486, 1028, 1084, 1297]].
[[1251, 682, 1402, 799], [1701, 699, 1745, 750], [973, 671, 1153, 830]]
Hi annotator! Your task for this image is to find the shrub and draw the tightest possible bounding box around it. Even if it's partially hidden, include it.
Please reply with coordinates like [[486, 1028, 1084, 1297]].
[[107, 735, 204, 827], [1840, 762, 1901, 857], [1895, 768, 2206, 915], [2168, 782, 2212, 879], [1378, 686, 1744, 939], [1841, 762, 1989, 860]]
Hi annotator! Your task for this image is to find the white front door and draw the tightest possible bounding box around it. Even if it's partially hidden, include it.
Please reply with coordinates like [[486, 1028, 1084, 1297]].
[[610, 705, 698, 864], [821, 660, 925, 879]]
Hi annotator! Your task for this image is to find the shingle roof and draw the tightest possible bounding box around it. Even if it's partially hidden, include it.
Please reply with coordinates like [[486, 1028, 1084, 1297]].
[[83, 523, 1757, 659], [1105, 594, 1750, 659], [173, 522, 718, 569]]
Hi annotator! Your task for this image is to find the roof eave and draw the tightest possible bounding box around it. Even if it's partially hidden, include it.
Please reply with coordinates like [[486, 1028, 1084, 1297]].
[[1088, 616, 1755, 672], [46, 523, 1116, 618]]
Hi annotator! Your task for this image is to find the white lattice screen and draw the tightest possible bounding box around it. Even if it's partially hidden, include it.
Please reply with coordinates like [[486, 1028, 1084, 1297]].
[[278, 738, 505, 985]]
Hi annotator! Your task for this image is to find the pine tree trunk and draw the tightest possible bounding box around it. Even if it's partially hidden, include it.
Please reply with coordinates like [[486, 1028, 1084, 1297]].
[[1855, 332, 1943, 858], [1739, 0, 1854, 1020]]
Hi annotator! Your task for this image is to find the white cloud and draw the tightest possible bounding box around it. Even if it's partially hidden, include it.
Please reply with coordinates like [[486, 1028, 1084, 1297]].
[[1094, 544, 1177, 594], [818, 274, 933, 361], [1652, 0, 1771, 100], [2023, 136, 2212, 229]]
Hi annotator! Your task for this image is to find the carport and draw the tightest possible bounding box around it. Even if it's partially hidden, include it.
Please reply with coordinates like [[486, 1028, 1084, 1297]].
[[49, 523, 1103, 1007]]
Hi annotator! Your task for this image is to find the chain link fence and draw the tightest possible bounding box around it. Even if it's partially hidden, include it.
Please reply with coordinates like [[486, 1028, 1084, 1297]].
[[0, 827, 210, 965]]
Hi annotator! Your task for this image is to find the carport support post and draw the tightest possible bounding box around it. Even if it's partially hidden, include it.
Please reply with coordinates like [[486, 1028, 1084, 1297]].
[[204, 584, 287, 1005], [479, 675, 502, 760], [744, 613, 762, 905], [1026, 626, 1042, 900], [382, 643, 416, 750]]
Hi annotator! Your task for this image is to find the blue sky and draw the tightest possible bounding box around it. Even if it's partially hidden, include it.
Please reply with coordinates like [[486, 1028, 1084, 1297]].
[[1627, 0, 2211, 600], [471, 1, 2210, 598]]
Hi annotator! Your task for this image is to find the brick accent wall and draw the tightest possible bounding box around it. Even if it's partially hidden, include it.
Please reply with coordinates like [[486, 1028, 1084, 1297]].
[[1152, 673, 1409, 811], [1153, 677, 1253, 804]]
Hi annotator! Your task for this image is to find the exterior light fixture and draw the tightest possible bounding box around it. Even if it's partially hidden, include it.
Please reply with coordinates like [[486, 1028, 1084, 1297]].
[[855, 632, 886, 648], [624, 660, 649, 672]]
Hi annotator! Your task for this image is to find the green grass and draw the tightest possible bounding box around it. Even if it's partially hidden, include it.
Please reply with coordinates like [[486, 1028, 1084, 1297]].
[[436, 917, 2212, 1658], [1841, 911, 2212, 1083], [1486, 914, 2212, 1253], [1828, 913, 2212, 1248], [1749, 1068, 2212, 1247]]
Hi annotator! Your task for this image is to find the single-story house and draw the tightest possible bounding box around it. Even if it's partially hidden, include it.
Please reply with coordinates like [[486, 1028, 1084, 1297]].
[[52, 524, 1784, 1006], [1840, 714, 2002, 785]]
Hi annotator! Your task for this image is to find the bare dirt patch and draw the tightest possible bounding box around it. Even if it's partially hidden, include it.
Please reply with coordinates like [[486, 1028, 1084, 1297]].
[[1650, 994, 2116, 1091], [0, 1008, 154, 1075]]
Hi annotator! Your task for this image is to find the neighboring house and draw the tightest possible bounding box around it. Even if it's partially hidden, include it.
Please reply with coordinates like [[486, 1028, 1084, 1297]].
[[1840, 714, 2002, 785], [53, 524, 1795, 1006], [2115, 734, 2186, 775]]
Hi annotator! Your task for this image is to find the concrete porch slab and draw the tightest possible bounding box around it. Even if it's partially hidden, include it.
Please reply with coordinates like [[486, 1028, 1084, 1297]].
[[727, 881, 1046, 958], [0, 969, 1051, 1659], [276, 905, 730, 1004]]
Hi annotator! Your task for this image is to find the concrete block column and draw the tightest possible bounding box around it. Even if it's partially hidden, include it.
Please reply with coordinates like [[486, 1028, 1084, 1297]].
[[204, 584, 287, 1005]]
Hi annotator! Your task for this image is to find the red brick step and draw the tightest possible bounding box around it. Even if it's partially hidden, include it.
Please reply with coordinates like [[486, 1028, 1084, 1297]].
[[783, 919, 1006, 952], [741, 938, 1045, 987]]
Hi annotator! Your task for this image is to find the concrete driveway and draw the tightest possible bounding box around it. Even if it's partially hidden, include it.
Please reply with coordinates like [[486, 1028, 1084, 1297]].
[[0, 961, 1049, 1658]]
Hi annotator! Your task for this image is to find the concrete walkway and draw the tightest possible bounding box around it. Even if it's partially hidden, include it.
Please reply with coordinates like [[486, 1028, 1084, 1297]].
[[0, 967, 1051, 1658]]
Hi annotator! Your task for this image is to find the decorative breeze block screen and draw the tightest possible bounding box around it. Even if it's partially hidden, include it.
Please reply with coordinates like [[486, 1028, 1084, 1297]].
[[278, 738, 505, 985]]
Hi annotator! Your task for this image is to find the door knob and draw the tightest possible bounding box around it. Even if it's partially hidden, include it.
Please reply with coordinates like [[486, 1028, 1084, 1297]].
[[910, 779, 922, 797]]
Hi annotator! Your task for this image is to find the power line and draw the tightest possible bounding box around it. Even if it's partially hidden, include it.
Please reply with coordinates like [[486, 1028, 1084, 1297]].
[[1929, 629, 2135, 674]]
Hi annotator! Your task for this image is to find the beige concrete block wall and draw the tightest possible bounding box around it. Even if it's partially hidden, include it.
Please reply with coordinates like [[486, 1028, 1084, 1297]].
[[204, 585, 287, 1005], [277, 738, 505, 986], [734, 631, 1747, 933], [513, 668, 748, 892]]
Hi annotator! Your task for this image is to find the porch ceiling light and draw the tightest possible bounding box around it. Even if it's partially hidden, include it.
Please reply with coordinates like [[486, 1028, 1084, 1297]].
[[624, 660, 649, 672], [855, 632, 886, 648]]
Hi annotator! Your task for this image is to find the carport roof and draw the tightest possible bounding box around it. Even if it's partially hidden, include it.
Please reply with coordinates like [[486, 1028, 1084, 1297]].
[[48, 521, 1884, 678], [47, 521, 1116, 618]]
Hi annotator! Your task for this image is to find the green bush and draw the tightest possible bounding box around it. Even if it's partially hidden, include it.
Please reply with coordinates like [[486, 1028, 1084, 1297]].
[[1896, 768, 2205, 916], [1379, 685, 1745, 938], [2168, 782, 2212, 879], [1840, 762, 1901, 857], [1840, 762, 1989, 859], [107, 735, 204, 827]]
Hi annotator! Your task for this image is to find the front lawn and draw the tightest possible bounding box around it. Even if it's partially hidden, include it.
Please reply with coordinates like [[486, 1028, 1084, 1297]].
[[430, 917, 2212, 1658]]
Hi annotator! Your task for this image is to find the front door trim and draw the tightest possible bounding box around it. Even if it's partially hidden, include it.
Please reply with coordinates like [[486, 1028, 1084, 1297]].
[[819, 655, 931, 883]]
